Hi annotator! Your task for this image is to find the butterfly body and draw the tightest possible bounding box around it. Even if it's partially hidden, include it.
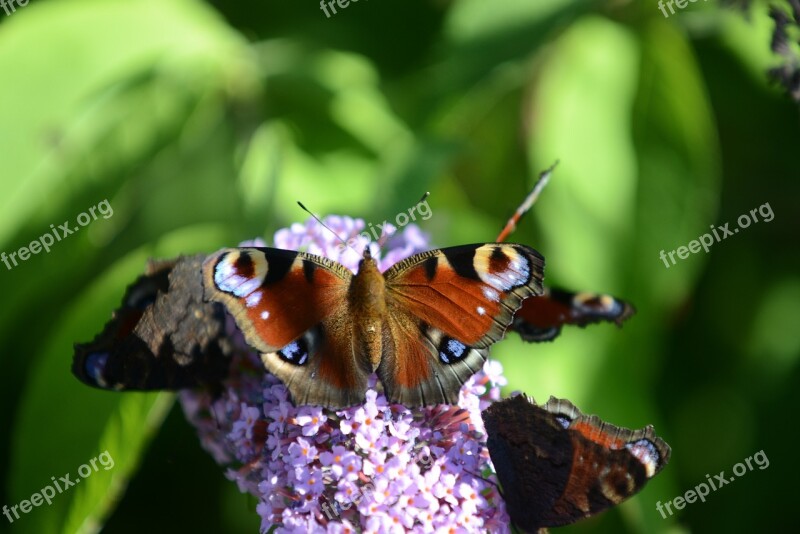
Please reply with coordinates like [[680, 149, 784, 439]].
[[348, 250, 388, 370], [203, 243, 545, 408]]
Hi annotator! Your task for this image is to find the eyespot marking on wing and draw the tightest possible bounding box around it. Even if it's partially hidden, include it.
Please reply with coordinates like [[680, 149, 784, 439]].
[[475, 245, 532, 291]]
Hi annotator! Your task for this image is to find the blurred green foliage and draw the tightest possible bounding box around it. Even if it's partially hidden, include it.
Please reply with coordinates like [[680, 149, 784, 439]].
[[0, 0, 797, 533]]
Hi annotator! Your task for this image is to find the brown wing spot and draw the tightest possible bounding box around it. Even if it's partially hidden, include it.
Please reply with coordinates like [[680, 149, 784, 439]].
[[489, 246, 512, 273], [234, 252, 254, 277]]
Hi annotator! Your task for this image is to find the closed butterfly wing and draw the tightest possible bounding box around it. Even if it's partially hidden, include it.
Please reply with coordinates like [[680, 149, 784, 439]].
[[73, 255, 234, 391], [482, 395, 670, 532], [203, 247, 373, 407], [379, 243, 545, 405]]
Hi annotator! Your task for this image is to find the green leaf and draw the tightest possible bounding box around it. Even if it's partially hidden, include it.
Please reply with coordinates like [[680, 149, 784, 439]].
[[8, 249, 161, 533], [500, 11, 643, 421], [434, 0, 591, 96], [629, 19, 721, 312], [495, 14, 721, 533], [0, 0, 252, 248], [63, 394, 175, 534], [8, 222, 231, 533]]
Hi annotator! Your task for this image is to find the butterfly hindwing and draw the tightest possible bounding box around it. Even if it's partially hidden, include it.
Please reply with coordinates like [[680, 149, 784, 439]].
[[379, 244, 545, 405], [377, 312, 491, 406], [482, 395, 670, 532], [202, 247, 373, 407], [72, 255, 235, 391]]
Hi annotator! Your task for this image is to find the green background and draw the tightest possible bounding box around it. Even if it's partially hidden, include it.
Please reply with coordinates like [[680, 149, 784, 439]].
[[1, 0, 797, 533]]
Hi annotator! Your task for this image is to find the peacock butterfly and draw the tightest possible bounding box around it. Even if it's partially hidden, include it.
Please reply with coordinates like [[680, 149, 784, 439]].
[[510, 287, 635, 342], [202, 243, 545, 408], [482, 394, 671, 532], [496, 163, 636, 342], [73, 255, 235, 391]]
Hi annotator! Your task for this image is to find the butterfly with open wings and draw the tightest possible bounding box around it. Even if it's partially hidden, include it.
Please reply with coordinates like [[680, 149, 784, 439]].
[[74, 164, 635, 408], [202, 242, 544, 408]]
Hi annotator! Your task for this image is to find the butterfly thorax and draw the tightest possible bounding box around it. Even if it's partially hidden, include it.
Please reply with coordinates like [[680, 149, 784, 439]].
[[350, 255, 387, 315]]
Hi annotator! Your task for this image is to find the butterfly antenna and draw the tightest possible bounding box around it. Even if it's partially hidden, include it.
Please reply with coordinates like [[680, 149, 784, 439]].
[[377, 191, 430, 248], [297, 201, 357, 253], [496, 160, 559, 243]]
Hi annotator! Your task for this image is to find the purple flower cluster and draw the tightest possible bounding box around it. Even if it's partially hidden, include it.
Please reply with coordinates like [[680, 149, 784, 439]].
[[180, 216, 510, 533]]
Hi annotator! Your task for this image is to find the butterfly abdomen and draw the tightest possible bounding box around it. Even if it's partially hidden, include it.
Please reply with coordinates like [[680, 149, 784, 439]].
[[348, 257, 388, 370]]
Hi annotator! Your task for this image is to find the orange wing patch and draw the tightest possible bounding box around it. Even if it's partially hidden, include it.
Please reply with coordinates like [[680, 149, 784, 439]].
[[242, 265, 344, 348], [385, 244, 544, 348], [203, 248, 349, 352], [387, 260, 501, 346]]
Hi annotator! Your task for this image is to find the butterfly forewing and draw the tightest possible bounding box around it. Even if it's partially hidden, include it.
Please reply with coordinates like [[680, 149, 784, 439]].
[[203, 248, 373, 407], [379, 244, 545, 405], [384, 244, 545, 347]]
